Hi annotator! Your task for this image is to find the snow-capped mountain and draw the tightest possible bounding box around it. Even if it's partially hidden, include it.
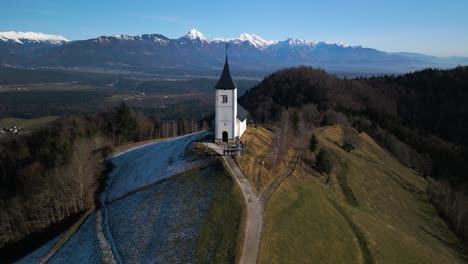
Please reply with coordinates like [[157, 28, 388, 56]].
[[0, 31, 69, 45], [0, 31, 70, 65], [214, 33, 277, 49], [95, 33, 171, 45], [281, 38, 315, 47], [178, 29, 210, 44], [1, 29, 467, 74], [185, 29, 208, 42]]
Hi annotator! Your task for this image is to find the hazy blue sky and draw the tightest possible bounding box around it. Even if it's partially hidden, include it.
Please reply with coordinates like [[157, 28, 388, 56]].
[[1, 0, 467, 56]]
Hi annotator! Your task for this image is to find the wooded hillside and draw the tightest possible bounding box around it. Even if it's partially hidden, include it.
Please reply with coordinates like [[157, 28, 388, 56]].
[[239, 66, 468, 243]]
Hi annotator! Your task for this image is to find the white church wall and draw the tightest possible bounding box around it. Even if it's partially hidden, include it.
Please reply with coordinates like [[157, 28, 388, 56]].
[[233, 94, 238, 138], [215, 89, 237, 142], [237, 118, 247, 139]]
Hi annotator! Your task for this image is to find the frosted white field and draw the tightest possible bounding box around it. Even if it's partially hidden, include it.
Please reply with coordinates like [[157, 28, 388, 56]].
[[107, 166, 221, 263], [105, 131, 209, 202], [49, 213, 101, 264]]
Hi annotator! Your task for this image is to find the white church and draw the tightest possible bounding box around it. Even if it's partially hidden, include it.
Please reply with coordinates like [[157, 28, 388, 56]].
[[214, 55, 248, 143]]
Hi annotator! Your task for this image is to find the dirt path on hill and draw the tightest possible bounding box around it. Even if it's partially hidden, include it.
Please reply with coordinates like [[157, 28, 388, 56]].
[[221, 154, 298, 264], [222, 157, 262, 264]]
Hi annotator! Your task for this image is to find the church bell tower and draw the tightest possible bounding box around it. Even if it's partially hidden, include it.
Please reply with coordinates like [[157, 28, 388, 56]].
[[214, 54, 237, 143]]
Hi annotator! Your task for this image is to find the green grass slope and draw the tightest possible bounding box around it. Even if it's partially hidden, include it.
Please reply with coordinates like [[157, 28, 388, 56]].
[[196, 161, 246, 264], [259, 125, 467, 264]]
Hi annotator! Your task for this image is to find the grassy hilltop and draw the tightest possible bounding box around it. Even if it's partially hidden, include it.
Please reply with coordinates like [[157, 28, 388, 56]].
[[252, 125, 467, 264]]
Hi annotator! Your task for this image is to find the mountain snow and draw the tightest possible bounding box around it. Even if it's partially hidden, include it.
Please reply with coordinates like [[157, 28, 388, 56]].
[[0, 28, 353, 49], [319, 41, 350, 48], [112, 34, 134, 40], [289, 38, 311, 46], [196, 29, 352, 50], [213, 33, 277, 49], [183, 28, 209, 43], [237, 33, 277, 49], [85, 33, 167, 47], [0, 31, 69, 45]]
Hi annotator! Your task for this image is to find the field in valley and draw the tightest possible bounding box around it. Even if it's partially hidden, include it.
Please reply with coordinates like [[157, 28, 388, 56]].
[[0, 116, 59, 128], [0, 67, 258, 120]]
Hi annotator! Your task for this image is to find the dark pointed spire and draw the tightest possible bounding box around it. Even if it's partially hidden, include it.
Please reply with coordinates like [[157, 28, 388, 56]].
[[215, 52, 236, 90]]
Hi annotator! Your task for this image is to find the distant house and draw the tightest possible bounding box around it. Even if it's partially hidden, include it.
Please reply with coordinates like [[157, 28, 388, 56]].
[[214, 54, 247, 143]]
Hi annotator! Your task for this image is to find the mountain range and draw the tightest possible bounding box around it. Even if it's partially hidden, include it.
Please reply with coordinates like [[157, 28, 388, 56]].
[[1, 29, 467, 76]]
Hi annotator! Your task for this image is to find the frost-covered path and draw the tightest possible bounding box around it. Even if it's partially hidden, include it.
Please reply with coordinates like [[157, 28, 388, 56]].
[[222, 156, 262, 264]]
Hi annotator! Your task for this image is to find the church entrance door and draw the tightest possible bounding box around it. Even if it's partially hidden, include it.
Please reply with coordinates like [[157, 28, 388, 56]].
[[222, 131, 228, 142]]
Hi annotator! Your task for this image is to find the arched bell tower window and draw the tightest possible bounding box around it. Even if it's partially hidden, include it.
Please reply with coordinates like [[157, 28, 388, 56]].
[[221, 95, 228, 103]]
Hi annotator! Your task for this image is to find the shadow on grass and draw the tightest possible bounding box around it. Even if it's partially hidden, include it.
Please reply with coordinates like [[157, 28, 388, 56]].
[[337, 162, 360, 207], [329, 198, 375, 264]]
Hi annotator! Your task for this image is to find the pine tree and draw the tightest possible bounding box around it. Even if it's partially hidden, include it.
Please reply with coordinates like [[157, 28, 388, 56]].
[[292, 111, 300, 132], [309, 134, 318, 152], [113, 102, 137, 144], [316, 149, 333, 174]]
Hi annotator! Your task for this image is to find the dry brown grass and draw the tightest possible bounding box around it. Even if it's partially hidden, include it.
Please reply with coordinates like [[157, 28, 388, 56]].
[[237, 126, 294, 194]]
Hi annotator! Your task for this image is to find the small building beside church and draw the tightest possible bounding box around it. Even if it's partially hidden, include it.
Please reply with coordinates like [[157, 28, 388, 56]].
[[214, 55, 247, 143]]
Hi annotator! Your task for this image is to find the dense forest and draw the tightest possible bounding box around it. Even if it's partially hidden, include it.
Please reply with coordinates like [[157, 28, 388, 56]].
[[239, 66, 468, 243], [0, 103, 207, 256]]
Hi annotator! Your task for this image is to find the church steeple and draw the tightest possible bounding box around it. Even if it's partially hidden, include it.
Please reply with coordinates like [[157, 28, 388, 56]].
[[215, 53, 237, 89], [214, 48, 247, 144]]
